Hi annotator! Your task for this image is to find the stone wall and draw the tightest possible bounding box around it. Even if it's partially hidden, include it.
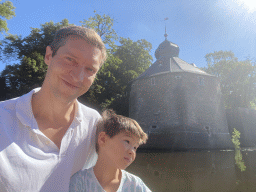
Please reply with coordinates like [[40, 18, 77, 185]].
[[130, 72, 233, 149]]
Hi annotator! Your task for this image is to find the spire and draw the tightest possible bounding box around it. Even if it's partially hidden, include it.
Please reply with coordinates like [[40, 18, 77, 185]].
[[164, 24, 168, 40], [164, 17, 168, 40]]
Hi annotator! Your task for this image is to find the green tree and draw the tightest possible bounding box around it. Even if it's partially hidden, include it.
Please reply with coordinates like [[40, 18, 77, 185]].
[[79, 17, 153, 115], [0, 76, 8, 100], [80, 12, 118, 50], [0, 0, 15, 34], [115, 37, 152, 83], [77, 13, 120, 111], [203, 51, 256, 109], [1, 52, 47, 96], [79, 13, 152, 115], [1, 14, 153, 116], [1, 19, 71, 97], [2, 19, 71, 61], [99, 38, 153, 116]]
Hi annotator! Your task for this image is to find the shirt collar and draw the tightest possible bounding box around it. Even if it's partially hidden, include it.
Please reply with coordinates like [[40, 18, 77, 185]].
[[75, 100, 83, 123], [16, 88, 41, 128], [16, 87, 84, 128]]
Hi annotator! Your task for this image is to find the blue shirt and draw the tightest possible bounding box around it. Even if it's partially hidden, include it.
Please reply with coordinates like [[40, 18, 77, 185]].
[[69, 167, 152, 192]]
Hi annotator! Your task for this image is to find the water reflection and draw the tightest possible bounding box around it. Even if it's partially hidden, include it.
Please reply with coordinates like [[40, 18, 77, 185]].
[[235, 149, 246, 172], [126, 149, 256, 192]]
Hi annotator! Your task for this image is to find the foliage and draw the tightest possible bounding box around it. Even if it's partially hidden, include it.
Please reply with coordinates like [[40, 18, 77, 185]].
[[79, 14, 152, 115], [234, 150, 246, 172], [0, 76, 8, 100], [0, 0, 15, 34], [1, 52, 47, 95], [80, 37, 153, 116], [79, 53, 123, 110], [1, 19, 71, 97], [0, 14, 153, 116], [231, 128, 241, 150], [2, 19, 71, 61], [115, 37, 152, 82], [202, 51, 256, 109], [80, 12, 118, 50], [231, 128, 246, 172]]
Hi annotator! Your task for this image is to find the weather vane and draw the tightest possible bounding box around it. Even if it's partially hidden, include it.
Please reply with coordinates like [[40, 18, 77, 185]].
[[164, 17, 168, 40]]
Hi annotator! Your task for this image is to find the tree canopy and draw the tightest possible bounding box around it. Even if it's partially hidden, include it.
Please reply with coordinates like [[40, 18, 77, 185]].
[[0, 0, 15, 34], [80, 13, 118, 50], [78, 14, 152, 115], [202, 51, 256, 109], [0, 14, 153, 115], [1, 19, 71, 96]]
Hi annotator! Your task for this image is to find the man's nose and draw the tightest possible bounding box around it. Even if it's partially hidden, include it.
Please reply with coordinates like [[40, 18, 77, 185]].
[[70, 66, 85, 82]]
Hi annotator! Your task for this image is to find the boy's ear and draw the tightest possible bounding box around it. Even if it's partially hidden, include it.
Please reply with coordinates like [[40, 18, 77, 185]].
[[45, 46, 53, 66], [98, 132, 108, 147]]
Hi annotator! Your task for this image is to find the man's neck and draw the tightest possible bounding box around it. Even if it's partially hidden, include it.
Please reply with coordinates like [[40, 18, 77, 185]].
[[32, 88, 76, 123], [31, 87, 76, 149]]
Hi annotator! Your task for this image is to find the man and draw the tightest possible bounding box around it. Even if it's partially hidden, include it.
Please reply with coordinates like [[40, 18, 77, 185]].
[[0, 26, 107, 191]]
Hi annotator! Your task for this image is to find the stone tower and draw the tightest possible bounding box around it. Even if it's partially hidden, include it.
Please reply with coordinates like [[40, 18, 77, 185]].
[[129, 33, 233, 150]]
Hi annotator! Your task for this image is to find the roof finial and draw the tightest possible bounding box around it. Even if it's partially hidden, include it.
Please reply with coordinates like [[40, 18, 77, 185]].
[[164, 17, 168, 40]]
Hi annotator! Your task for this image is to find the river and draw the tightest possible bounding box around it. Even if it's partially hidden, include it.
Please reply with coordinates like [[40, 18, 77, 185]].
[[126, 148, 256, 192]]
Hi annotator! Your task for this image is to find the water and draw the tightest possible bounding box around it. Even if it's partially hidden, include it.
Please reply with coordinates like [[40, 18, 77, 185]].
[[126, 148, 256, 192]]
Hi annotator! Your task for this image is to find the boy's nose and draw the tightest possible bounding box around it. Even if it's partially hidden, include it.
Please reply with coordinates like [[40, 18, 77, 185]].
[[128, 147, 136, 156]]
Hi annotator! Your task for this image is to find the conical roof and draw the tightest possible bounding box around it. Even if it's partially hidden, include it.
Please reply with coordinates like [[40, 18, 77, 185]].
[[134, 38, 212, 81]]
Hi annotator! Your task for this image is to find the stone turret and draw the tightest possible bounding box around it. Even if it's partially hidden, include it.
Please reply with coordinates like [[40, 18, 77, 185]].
[[155, 40, 180, 59], [129, 29, 233, 150]]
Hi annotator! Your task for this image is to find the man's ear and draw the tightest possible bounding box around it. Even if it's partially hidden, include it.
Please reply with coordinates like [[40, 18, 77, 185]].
[[45, 46, 53, 66]]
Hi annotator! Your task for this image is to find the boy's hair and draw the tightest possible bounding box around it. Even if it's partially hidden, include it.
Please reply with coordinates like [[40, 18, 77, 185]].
[[96, 109, 148, 152], [49, 26, 107, 66]]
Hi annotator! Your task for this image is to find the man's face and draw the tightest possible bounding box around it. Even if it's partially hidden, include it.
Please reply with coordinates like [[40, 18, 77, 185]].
[[44, 36, 102, 101]]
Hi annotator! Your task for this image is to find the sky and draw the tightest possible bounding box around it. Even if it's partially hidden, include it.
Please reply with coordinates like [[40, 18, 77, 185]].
[[0, 0, 256, 73]]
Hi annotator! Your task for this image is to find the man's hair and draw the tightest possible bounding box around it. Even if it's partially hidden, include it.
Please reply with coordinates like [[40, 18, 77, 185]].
[[49, 26, 107, 66], [95, 109, 148, 152]]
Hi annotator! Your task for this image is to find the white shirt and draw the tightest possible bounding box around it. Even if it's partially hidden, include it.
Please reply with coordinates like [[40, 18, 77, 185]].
[[0, 88, 101, 192], [69, 167, 152, 192]]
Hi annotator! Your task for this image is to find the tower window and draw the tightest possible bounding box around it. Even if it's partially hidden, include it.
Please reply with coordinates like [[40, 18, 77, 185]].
[[151, 77, 155, 85], [151, 125, 158, 129], [205, 126, 211, 135]]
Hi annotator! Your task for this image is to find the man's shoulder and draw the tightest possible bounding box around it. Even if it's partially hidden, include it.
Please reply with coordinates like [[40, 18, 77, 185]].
[[0, 97, 20, 113], [77, 101, 101, 118], [0, 89, 36, 113]]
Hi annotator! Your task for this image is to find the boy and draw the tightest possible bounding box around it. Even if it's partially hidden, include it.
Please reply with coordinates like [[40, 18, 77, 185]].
[[69, 109, 152, 192]]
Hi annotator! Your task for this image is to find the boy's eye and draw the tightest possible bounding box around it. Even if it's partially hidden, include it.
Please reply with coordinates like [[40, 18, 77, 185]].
[[87, 68, 94, 72], [125, 140, 130, 144]]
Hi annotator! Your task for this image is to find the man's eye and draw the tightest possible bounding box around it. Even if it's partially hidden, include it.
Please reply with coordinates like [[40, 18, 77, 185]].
[[125, 140, 130, 144], [66, 57, 73, 61]]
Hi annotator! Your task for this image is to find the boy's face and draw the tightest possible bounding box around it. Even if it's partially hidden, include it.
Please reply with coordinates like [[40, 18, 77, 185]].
[[99, 131, 140, 170]]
